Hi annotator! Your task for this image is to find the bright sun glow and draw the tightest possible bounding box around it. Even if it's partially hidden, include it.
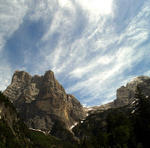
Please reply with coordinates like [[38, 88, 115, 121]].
[[76, 0, 114, 15], [59, 0, 114, 16], [58, 0, 73, 8]]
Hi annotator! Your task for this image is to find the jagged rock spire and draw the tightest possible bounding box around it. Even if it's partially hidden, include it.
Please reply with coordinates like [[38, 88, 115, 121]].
[[4, 70, 86, 136]]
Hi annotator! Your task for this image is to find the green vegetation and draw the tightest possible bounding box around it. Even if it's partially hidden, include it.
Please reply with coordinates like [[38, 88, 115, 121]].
[[0, 92, 31, 148], [73, 108, 133, 148], [0, 119, 28, 148], [1, 87, 150, 148], [0, 91, 16, 111], [27, 130, 78, 148], [132, 86, 150, 148], [73, 87, 150, 148], [0, 92, 78, 148]]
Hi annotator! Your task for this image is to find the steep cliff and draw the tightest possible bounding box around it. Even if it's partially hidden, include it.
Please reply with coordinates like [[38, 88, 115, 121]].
[[4, 70, 85, 136], [0, 92, 79, 148], [73, 76, 150, 148], [2, 72, 150, 147], [86, 76, 150, 114], [114, 76, 150, 107]]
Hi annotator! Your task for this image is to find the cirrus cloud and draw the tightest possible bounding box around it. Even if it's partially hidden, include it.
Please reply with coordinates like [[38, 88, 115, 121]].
[[0, 0, 150, 106]]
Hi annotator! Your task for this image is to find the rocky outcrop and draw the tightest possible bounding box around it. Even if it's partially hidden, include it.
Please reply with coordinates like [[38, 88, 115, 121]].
[[4, 70, 86, 134], [114, 76, 150, 107], [84, 102, 114, 115], [4, 69, 150, 137], [86, 76, 150, 114]]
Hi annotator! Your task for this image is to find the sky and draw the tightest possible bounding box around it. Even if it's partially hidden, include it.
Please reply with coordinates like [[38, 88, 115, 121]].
[[0, 0, 150, 106]]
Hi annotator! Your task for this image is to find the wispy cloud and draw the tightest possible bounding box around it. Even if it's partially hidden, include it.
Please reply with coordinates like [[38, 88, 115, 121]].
[[0, 0, 29, 51], [0, 0, 30, 90], [0, 56, 12, 90], [0, 0, 150, 106]]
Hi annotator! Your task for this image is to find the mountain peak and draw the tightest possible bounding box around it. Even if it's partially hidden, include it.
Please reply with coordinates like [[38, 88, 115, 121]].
[[114, 75, 150, 107], [44, 70, 55, 80], [4, 70, 86, 139], [12, 70, 32, 83], [128, 75, 150, 84]]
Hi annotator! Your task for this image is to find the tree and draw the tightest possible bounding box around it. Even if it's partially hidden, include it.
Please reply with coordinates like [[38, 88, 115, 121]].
[[133, 86, 150, 148]]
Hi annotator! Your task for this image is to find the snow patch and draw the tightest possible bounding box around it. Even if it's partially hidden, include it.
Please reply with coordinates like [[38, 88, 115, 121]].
[[131, 100, 136, 105], [29, 128, 46, 134], [87, 107, 93, 111], [70, 122, 78, 130], [131, 110, 135, 114]]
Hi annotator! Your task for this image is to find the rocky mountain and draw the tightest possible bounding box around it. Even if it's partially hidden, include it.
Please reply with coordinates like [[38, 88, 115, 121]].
[[73, 77, 150, 148], [114, 76, 150, 107], [2, 71, 150, 147], [86, 76, 150, 114], [0, 92, 80, 148], [4, 70, 85, 138]]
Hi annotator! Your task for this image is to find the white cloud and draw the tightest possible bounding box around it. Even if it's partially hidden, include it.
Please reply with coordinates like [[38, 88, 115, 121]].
[[58, 0, 74, 9], [69, 56, 113, 78], [0, 0, 30, 90], [76, 0, 114, 18], [1, 0, 150, 106], [41, 1, 77, 42], [34, 0, 150, 106], [144, 70, 150, 76], [0, 61, 12, 91], [0, 0, 29, 51], [27, 0, 58, 21]]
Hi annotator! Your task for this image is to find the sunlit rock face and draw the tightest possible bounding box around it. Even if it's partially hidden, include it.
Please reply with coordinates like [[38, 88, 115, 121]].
[[4, 70, 86, 133], [85, 76, 150, 115], [114, 76, 150, 107]]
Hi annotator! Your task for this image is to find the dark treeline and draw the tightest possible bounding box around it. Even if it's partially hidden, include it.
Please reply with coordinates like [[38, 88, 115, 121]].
[[1, 87, 150, 148], [73, 87, 150, 148]]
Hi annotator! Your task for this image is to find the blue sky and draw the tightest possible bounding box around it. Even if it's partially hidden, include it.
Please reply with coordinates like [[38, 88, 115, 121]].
[[0, 0, 150, 106]]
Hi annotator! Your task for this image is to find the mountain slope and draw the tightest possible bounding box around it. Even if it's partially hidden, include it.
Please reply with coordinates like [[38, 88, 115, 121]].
[[86, 76, 150, 114], [0, 92, 79, 148], [0, 92, 31, 148], [73, 88, 150, 148], [73, 78, 150, 148], [4, 70, 85, 140], [3, 71, 150, 147]]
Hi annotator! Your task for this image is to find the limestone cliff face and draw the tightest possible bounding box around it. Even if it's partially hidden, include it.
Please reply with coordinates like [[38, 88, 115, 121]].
[[86, 76, 150, 114], [4, 70, 85, 133], [114, 76, 150, 107]]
